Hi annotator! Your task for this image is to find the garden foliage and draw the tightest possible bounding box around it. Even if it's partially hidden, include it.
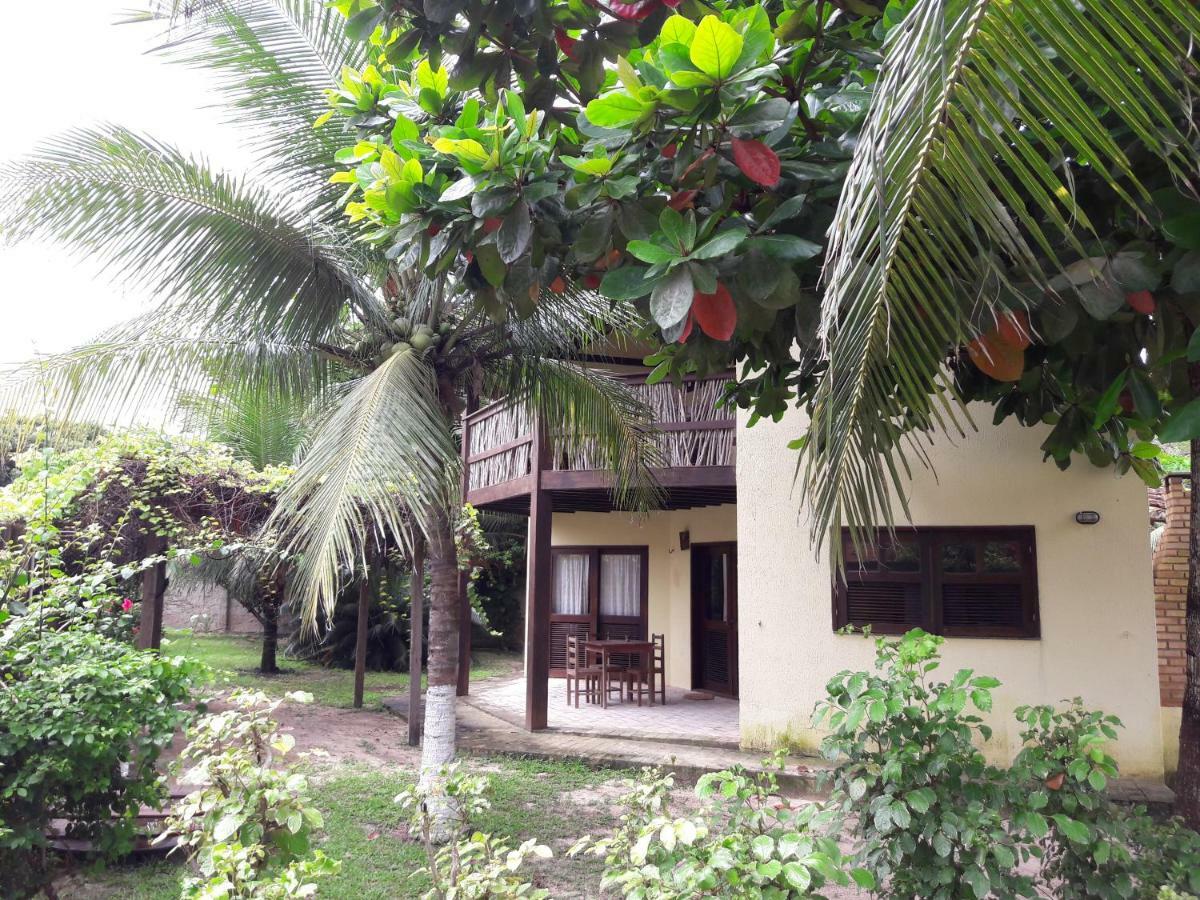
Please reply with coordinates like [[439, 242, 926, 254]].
[[818, 629, 1200, 898], [167, 689, 340, 899], [396, 762, 551, 899], [0, 628, 204, 896]]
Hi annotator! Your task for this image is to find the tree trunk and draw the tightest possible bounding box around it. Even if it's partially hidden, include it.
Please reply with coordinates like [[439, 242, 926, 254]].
[[260, 609, 279, 674], [1177, 433, 1200, 827], [418, 508, 461, 841]]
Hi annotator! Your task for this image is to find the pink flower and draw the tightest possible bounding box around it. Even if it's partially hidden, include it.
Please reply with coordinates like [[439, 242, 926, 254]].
[[121, 598, 133, 612]]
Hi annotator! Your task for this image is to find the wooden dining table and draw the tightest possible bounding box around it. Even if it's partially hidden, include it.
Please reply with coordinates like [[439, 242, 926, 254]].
[[581, 638, 655, 708]]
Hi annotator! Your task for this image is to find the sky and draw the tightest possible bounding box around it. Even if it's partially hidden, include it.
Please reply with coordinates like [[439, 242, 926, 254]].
[[0, 1, 252, 369]]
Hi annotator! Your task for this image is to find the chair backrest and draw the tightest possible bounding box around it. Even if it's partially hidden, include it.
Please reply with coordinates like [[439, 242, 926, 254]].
[[652, 632, 665, 666], [566, 633, 589, 672]]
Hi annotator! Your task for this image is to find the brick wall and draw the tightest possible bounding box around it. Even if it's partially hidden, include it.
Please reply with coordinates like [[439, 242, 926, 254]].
[[1154, 474, 1189, 706]]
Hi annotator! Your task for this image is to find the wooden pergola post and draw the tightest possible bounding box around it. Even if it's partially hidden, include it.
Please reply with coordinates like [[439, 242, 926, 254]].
[[525, 418, 552, 731], [457, 392, 478, 697], [136, 531, 167, 651], [407, 536, 425, 747], [353, 548, 373, 709]]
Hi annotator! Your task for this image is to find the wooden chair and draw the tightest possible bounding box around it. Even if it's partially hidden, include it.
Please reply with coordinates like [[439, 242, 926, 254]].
[[565, 634, 600, 708], [626, 634, 666, 707]]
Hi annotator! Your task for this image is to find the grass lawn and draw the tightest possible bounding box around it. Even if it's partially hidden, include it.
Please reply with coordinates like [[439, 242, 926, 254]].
[[162, 629, 518, 709], [82, 757, 622, 899]]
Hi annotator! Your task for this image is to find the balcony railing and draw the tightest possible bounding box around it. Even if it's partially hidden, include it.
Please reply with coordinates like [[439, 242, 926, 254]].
[[463, 373, 735, 508]]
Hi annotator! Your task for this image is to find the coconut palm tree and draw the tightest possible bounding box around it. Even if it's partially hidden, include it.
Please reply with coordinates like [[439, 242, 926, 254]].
[[0, 0, 660, 833]]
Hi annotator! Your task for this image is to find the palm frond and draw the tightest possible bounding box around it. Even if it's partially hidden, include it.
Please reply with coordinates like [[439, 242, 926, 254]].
[[0, 126, 385, 344], [136, 0, 365, 220], [269, 348, 459, 630], [0, 315, 335, 428], [809, 0, 1200, 557], [177, 379, 311, 468]]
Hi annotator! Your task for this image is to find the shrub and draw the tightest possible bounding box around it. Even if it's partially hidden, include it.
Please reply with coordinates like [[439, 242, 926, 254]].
[[571, 757, 868, 897], [396, 762, 551, 899], [815, 629, 1032, 899], [0, 629, 204, 896], [168, 690, 339, 898], [1011, 701, 1200, 899]]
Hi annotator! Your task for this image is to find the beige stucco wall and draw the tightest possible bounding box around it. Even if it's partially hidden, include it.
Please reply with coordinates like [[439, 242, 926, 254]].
[[1164, 706, 1181, 779], [549, 504, 736, 688], [736, 408, 1165, 779]]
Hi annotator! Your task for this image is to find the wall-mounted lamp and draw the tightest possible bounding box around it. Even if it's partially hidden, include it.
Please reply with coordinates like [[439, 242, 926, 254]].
[[1075, 511, 1101, 525], [679, 530, 691, 551]]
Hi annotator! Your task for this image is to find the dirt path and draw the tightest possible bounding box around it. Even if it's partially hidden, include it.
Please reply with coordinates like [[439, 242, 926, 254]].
[[274, 700, 423, 772]]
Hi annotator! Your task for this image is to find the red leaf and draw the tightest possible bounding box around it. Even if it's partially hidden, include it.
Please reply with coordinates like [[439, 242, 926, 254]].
[[583, 273, 602, 289], [599, 0, 660, 20], [660, 143, 677, 159], [996, 310, 1032, 349], [967, 331, 1024, 382], [677, 310, 694, 344], [483, 217, 502, 234], [730, 138, 781, 188], [1126, 289, 1156, 314], [549, 276, 567, 294], [554, 28, 577, 59], [692, 283, 737, 341], [667, 189, 698, 211]]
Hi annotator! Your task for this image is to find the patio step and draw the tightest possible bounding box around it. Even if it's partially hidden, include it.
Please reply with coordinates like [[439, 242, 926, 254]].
[[454, 699, 831, 797]]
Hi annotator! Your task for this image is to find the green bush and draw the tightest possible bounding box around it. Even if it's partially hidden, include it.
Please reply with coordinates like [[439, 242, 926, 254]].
[[816, 629, 1030, 898], [167, 690, 340, 898], [1011, 701, 1200, 899], [817, 630, 1200, 899], [0, 629, 205, 896], [571, 757, 869, 897]]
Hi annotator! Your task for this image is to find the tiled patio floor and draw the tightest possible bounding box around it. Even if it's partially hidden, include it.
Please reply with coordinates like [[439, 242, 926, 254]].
[[465, 675, 741, 746]]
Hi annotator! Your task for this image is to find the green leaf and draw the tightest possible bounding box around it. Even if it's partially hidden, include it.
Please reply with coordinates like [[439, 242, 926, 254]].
[[691, 228, 747, 260], [781, 861, 812, 891], [1187, 326, 1200, 363], [1092, 370, 1128, 429], [1128, 369, 1162, 420], [1160, 397, 1200, 442], [583, 93, 649, 128], [850, 869, 876, 889], [1172, 250, 1200, 293], [626, 240, 678, 264], [689, 16, 743, 81], [1052, 814, 1092, 844], [964, 867, 990, 899], [391, 115, 419, 147], [496, 202, 532, 263], [650, 266, 694, 329], [749, 234, 822, 261], [600, 266, 655, 300], [660, 15, 697, 46], [1087, 768, 1108, 791], [474, 243, 506, 288]]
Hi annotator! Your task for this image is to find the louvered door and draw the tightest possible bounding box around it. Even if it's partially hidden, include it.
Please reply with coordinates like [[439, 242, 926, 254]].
[[691, 543, 738, 697]]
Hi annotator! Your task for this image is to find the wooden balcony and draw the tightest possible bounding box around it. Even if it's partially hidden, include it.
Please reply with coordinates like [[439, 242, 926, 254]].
[[463, 373, 737, 515]]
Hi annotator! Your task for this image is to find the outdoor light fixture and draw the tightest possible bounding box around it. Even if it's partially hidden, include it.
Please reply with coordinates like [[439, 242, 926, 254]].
[[679, 530, 691, 551], [1075, 511, 1101, 525]]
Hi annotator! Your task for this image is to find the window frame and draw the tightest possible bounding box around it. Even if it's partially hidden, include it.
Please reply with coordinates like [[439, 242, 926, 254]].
[[831, 526, 1040, 639]]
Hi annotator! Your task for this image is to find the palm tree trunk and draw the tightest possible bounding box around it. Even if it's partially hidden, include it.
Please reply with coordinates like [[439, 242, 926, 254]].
[[1177, 434, 1200, 827], [260, 609, 279, 674], [418, 506, 461, 840]]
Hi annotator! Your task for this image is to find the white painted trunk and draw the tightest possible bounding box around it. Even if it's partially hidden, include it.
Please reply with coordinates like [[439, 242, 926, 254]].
[[418, 681, 458, 842]]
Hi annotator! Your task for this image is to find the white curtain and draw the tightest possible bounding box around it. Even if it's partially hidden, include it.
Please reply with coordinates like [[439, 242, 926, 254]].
[[552, 553, 589, 615], [600, 553, 642, 617]]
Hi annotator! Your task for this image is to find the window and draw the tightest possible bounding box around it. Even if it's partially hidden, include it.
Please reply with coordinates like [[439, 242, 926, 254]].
[[832, 527, 1039, 638], [548, 546, 648, 674]]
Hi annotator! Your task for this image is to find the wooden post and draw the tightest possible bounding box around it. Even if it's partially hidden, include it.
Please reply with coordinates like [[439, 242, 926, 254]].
[[353, 549, 373, 709], [457, 393, 478, 697], [525, 418, 552, 731], [407, 536, 425, 747], [137, 531, 167, 651]]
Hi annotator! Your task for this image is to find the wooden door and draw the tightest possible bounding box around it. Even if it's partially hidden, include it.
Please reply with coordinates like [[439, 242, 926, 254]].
[[691, 542, 738, 697]]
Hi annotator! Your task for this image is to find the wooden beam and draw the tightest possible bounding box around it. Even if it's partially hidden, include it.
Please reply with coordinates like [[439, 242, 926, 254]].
[[407, 537, 425, 747], [457, 391, 478, 698], [525, 419, 552, 731], [136, 531, 167, 651], [353, 551, 372, 709]]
